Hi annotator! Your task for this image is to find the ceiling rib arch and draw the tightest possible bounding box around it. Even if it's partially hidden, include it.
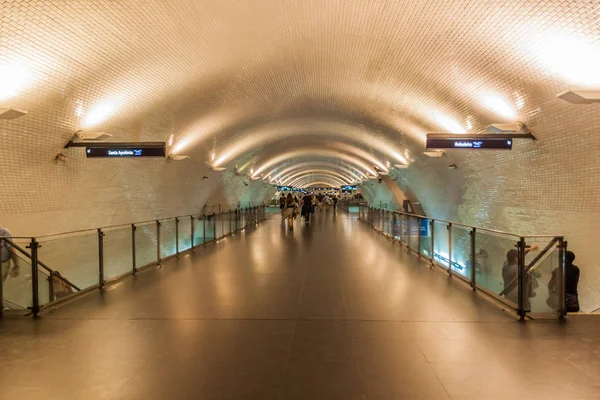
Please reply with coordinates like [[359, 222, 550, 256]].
[[251, 149, 378, 179], [210, 118, 410, 169], [268, 161, 364, 183], [291, 175, 346, 188], [281, 170, 355, 186]]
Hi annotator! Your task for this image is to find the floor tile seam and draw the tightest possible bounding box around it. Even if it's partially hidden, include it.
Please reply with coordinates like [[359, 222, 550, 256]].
[[35, 317, 523, 324]]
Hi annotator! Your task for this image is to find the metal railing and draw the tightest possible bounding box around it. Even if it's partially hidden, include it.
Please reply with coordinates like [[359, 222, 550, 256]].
[[0, 205, 266, 317], [359, 205, 567, 320]]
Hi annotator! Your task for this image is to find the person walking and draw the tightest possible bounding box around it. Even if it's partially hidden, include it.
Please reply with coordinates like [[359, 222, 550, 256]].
[[279, 195, 286, 218], [332, 196, 338, 212], [301, 193, 313, 224], [547, 250, 580, 312], [283, 193, 297, 230], [1, 226, 21, 284]]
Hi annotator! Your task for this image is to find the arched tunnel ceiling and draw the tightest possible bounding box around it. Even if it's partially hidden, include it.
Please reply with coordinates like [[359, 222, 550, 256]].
[[1, 1, 600, 308], [2, 0, 597, 190]]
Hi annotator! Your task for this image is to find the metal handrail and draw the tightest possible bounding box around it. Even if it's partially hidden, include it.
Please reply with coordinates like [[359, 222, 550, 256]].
[[366, 206, 561, 238], [0, 238, 81, 291], [1, 205, 267, 317], [359, 204, 566, 320], [34, 205, 264, 239]]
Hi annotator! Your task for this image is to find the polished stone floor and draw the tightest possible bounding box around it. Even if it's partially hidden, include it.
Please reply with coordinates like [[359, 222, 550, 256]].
[[1, 211, 599, 399]]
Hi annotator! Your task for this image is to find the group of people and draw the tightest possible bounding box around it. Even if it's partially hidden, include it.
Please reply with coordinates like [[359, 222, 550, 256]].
[[278, 192, 339, 230], [501, 245, 580, 312]]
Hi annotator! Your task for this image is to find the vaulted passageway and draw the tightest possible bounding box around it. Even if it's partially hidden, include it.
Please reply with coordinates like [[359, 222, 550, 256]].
[[1, 212, 599, 399]]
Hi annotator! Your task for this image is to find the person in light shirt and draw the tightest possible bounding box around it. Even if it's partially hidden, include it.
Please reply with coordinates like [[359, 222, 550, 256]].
[[1, 226, 21, 284]]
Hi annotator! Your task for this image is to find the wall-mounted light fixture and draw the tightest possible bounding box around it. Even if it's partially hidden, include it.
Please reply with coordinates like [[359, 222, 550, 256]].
[[557, 89, 600, 104], [75, 131, 113, 141], [423, 151, 445, 157], [167, 154, 190, 161], [0, 108, 27, 120]]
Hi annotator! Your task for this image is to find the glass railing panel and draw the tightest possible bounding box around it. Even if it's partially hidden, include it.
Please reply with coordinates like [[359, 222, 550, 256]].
[[400, 214, 410, 245], [381, 211, 389, 235], [408, 217, 420, 251], [420, 219, 433, 258], [223, 212, 232, 235], [160, 219, 177, 259], [135, 222, 158, 269], [103, 226, 133, 281], [215, 213, 223, 239], [37, 269, 53, 307], [2, 241, 33, 312], [193, 216, 205, 246], [524, 239, 560, 315], [178, 217, 192, 252], [205, 214, 216, 242], [473, 230, 519, 306], [389, 213, 399, 240], [432, 221, 450, 269], [39, 231, 99, 290], [451, 225, 472, 279]]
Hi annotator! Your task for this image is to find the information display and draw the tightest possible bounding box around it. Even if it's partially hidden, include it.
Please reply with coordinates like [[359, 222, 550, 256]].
[[426, 137, 512, 150], [86, 145, 166, 158]]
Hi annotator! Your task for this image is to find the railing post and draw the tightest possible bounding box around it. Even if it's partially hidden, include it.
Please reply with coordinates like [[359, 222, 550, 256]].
[[190, 216, 195, 249], [213, 213, 217, 239], [557, 237, 567, 319], [517, 237, 526, 320], [156, 220, 161, 265], [203, 215, 206, 244], [132, 224, 137, 275], [470, 228, 476, 290], [429, 219, 434, 266], [175, 217, 180, 257], [407, 215, 412, 250], [447, 223, 452, 277], [98, 229, 105, 288], [29, 237, 40, 317], [417, 217, 422, 258]]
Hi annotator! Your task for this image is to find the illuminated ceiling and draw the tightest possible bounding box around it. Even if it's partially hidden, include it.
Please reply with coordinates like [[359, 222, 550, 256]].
[[1, 1, 598, 188]]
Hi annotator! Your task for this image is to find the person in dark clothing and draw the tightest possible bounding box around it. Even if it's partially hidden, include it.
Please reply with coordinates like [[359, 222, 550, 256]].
[[332, 196, 338, 212], [279, 195, 286, 218], [301, 194, 313, 223], [501, 245, 538, 308], [548, 251, 580, 312]]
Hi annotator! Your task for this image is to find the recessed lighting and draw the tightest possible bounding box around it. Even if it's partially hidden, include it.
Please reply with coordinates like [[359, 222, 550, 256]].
[[0, 108, 27, 120], [212, 166, 226, 172], [435, 115, 466, 134], [394, 164, 409, 168], [482, 95, 516, 119], [0, 64, 29, 101], [82, 103, 114, 127]]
